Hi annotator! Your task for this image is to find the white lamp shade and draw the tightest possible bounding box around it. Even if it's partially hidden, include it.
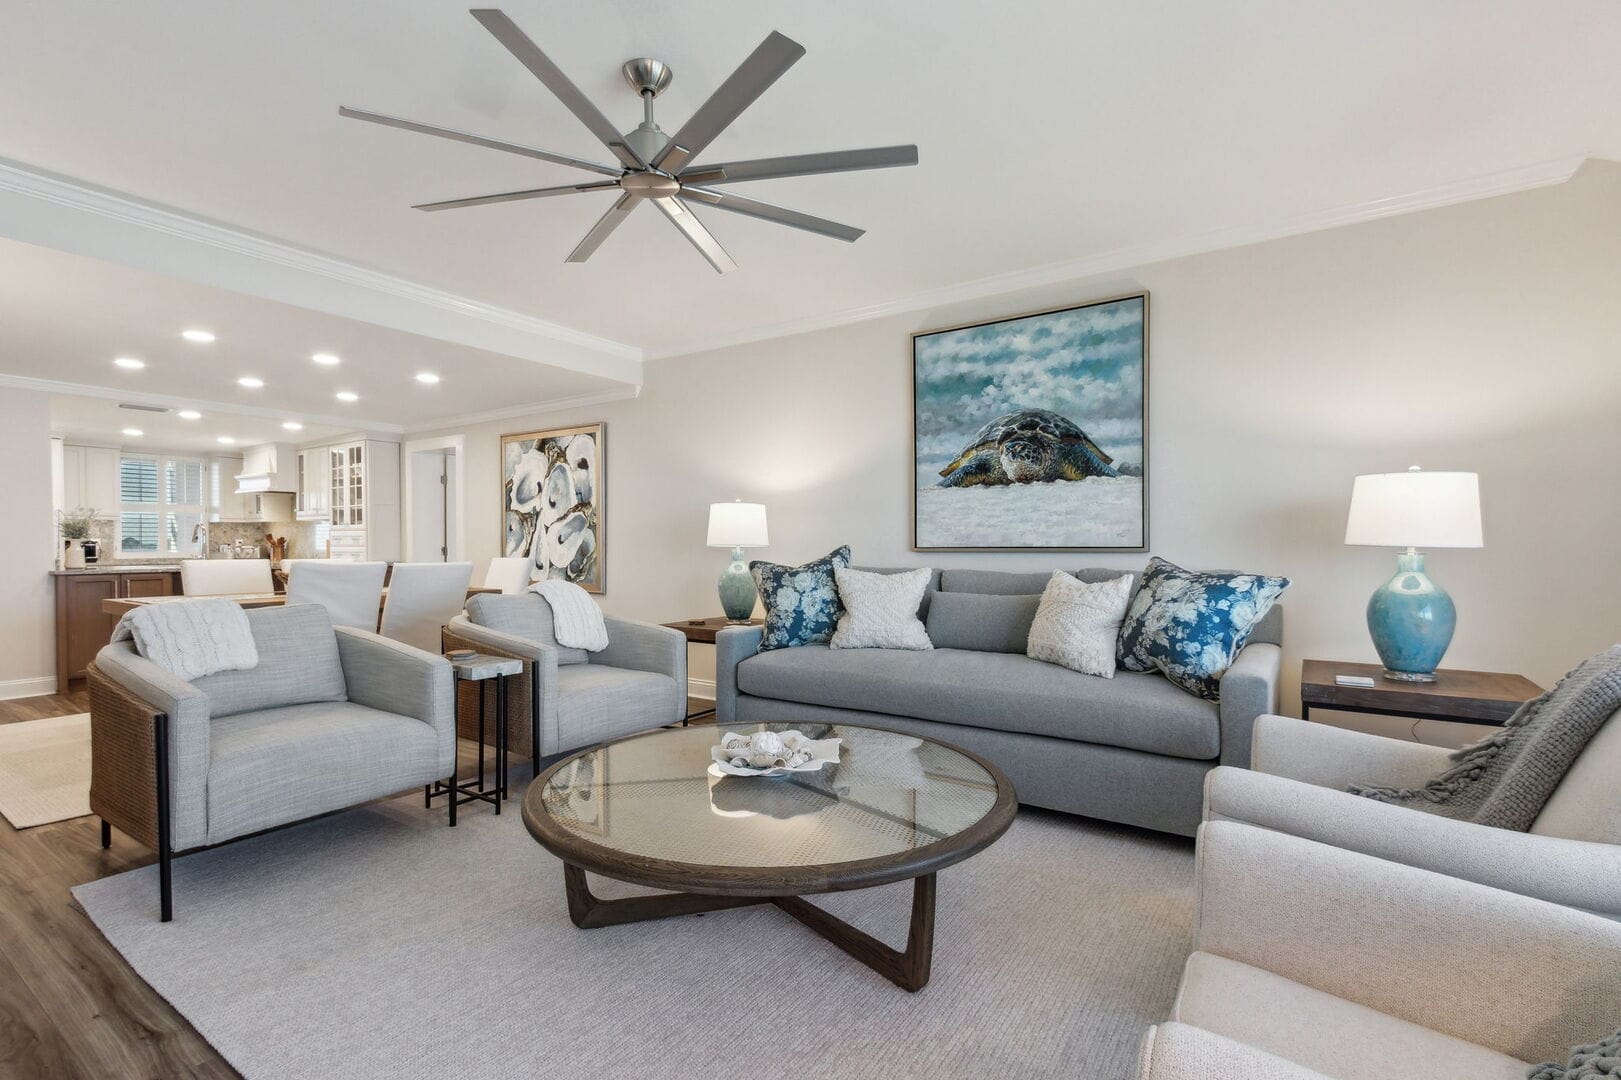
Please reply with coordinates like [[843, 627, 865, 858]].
[[1344, 470, 1483, 549], [707, 502, 769, 548]]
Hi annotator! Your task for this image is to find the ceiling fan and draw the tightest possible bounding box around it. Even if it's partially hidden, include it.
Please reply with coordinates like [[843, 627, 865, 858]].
[[340, 9, 918, 273]]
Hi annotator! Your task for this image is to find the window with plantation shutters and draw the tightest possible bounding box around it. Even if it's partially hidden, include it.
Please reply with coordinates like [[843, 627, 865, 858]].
[[118, 454, 206, 555]]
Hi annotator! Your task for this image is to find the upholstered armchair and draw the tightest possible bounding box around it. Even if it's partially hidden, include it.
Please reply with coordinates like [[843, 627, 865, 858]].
[[1136, 821, 1621, 1079], [1203, 711, 1621, 917], [88, 604, 456, 922], [442, 593, 685, 778]]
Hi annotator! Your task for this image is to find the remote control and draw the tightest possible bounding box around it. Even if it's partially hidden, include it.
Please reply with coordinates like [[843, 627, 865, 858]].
[[1335, 674, 1377, 688]]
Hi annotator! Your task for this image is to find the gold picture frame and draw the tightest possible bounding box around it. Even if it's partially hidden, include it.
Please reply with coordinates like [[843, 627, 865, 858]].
[[500, 422, 606, 594]]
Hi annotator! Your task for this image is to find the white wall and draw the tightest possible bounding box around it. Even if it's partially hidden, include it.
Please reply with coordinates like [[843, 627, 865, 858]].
[[418, 163, 1621, 738], [0, 387, 60, 697]]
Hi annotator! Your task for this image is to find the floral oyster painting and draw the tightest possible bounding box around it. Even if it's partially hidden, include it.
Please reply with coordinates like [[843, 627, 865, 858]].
[[502, 423, 604, 593], [914, 295, 1146, 549]]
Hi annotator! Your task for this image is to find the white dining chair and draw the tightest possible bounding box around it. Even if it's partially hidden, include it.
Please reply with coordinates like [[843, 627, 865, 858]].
[[378, 562, 474, 654], [482, 556, 533, 594], [284, 560, 388, 631], [180, 558, 274, 596]]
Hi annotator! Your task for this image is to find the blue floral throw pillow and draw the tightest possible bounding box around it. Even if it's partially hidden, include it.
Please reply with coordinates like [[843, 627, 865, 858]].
[[1117, 557, 1289, 700], [750, 547, 852, 652]]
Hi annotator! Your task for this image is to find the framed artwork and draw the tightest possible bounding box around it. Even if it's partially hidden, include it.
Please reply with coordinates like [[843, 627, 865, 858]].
[[500, 422, 606, 593], [912, 293, 1148, 551]]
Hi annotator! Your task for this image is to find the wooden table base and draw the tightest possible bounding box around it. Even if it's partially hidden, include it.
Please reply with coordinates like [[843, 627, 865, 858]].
[[561, 863, 938, 992]]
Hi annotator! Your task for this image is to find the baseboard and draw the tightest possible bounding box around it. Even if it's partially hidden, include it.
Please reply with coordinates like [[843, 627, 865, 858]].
[[687, 677, 716, 703], [0, 676, 59, 701]]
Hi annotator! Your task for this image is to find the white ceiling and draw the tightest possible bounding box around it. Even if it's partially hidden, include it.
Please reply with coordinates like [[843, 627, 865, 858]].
[[48, 394, 350, 456], [0, 237, 625, 430], [0, 0, 1617, 390]]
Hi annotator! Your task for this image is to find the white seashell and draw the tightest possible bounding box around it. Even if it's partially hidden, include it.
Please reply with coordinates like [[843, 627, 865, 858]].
[[747, 731, 786, 758]]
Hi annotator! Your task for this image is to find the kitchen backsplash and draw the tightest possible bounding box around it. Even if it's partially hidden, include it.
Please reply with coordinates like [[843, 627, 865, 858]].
[[82, 516, 326, 564]]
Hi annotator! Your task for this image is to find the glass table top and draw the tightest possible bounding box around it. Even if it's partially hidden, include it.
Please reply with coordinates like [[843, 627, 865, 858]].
[[534, 724, 1002, 869]]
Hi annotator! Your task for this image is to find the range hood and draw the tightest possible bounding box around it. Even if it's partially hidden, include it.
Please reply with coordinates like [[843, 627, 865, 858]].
[[234, 442, 299, 495]]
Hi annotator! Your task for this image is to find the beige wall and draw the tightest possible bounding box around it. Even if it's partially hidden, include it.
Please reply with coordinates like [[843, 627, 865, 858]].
[[0, 387, 59, 695], [416, 163, 1621, 742]]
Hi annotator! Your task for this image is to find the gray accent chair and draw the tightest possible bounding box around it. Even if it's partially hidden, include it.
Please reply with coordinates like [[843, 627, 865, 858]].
[[714, 567, 1283, 836], [443, 593, 686, 777], [1203, 709, 1621, 917], [88, 603, 456, 922], [1136, 821, 1621, 1078]]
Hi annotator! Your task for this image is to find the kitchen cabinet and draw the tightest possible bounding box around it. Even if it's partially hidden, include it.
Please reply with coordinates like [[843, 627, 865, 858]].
[[60, 443, 119, 516], [296, 439, 399, 560], [53, 569, 181, 691], [296, 447, 330, 520]]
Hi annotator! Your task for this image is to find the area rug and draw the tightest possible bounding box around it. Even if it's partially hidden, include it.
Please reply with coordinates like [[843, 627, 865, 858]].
[[74, 796, 1193, 1080], [0, 713, 91, 828]]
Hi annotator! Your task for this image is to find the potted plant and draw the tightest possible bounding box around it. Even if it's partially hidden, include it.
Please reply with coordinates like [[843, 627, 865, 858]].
[[59, 508, 98, 570]]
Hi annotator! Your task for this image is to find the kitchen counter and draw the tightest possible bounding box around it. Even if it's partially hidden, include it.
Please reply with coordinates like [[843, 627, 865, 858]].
[[50, 564, 194, 575]]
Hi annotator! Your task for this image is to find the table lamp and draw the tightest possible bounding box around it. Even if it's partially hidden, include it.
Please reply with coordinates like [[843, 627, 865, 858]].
[[707, 501, 768, 622], [1344, 467, 1482, 681]]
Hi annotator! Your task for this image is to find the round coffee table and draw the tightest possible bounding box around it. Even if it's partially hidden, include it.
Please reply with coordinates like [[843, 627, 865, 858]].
[[522, 722, 1017, 992]]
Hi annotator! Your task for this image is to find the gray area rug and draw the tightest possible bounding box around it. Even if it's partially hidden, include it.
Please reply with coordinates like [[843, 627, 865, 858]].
[[74, 794, 1192, 1079], [0, 712, 91, 827]]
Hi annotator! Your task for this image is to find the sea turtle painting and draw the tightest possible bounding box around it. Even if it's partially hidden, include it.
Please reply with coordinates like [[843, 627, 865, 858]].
[[937, 409, 1119, 487]]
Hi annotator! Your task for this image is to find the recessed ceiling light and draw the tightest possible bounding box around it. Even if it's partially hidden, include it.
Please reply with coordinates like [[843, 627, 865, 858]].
[[114, 357, 145, 370], [177, 409, 202, 420], [216, 436, 236, 445], [335, 391, 359, 403], [281, 421, 304, 431], [414, 372, 441, 385], [237, 376, 265, 389], [121, 427, 143, 437], [312, 352, 340, 366], [181, 329, 216, 343]]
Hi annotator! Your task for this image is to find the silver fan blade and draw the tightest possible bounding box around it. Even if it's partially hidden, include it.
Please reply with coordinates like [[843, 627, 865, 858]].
[[652, 197, 736, 273], [679, 187, 863, 242], [652, 31, 805, 172], [567, 191, 639, 263], [679, 145, 917, 186], [414, 180, 619, 212], [338, 106, 623, 177], [470, 9, 647, 170]]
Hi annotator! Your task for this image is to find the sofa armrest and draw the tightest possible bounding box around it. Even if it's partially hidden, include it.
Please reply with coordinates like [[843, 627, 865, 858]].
[[1203, 766, 1621, 917], [1137, 1023, 1332, 1080], [1251, 714, 1452, 788], [1217, 643, 1280, 767], [594, 617, 685, 726], [1194, 820, 1621, 1064], [714, 624, 764, 725], [334, 628, 456, 772], [444, 615, 560, 756], [90, 641, 212, 851]]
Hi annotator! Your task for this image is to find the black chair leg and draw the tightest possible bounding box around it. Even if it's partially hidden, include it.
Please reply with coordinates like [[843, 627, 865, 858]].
[[154, 713, 174, 923], [100, 818, 112, 849]]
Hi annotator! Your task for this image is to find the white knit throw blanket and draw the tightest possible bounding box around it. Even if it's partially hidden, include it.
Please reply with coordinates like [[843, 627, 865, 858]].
[[527, 580, 609, 652], [111, 599, 259, 681]]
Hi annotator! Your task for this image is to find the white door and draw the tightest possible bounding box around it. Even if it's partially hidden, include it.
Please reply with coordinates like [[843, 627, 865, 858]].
[[408, 450, 449, 561]]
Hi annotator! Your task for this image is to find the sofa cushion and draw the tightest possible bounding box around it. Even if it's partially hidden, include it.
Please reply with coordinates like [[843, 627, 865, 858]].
[[750, 546, 851, 651], [735, 645, 1219, 759], [830, 566, 933, 651], [925, 591, 1040, 653], [1138, 1023, 1336, 1080], [205, 701, 441, 845], [555, 664, 678, 752], [852, 566, 941, 621], [191, 604, 347, 719], [1531, 707, 1621, 844], [1027, 570, 1134, 677], [465, 593, 589, 665], [1173, 952, 1528, 1080], [940, 567, 1135, 596]]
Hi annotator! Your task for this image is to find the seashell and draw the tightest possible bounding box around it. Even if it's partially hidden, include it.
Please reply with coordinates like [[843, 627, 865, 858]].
[[747, 731, 786, 758], [748, 752, 789, 769]]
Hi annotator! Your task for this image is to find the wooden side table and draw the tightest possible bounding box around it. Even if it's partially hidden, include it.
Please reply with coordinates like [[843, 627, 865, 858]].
[[661, 617, 764, 723], [1299, 659, 1542, 728]]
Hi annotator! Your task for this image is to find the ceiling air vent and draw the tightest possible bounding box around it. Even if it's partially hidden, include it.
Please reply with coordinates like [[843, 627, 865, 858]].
[[118, 403, 172, 413]]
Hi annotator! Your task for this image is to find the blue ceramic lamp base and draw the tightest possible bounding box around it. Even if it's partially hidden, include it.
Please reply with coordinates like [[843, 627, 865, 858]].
[[717, 546, 757, 623], [1367, 548, 1456, 683]]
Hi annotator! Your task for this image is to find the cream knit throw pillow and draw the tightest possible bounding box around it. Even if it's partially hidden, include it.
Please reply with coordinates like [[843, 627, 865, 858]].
[[1027, 571, 1134, 677], [830, 567, 934, 651]]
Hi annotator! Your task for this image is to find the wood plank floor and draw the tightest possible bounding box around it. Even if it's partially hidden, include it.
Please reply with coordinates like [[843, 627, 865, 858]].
[[0, 688, 714, 1080]]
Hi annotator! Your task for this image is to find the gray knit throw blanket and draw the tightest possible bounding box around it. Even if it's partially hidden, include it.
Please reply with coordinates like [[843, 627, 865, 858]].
[[1350, 645, 1621, 831], [1527, 1028, 1621, 1079]]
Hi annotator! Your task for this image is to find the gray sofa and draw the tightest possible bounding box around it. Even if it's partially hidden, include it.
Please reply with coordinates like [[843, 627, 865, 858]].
[[715, 567, 1282, 836]]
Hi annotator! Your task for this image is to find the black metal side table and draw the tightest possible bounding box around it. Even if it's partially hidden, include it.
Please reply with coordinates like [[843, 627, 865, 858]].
[[427, 653, 523, 825]]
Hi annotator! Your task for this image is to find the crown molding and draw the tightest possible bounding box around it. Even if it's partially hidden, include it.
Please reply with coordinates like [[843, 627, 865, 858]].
[[645, 154, 1590, 360], [0, 372, 406, 434], [0, 157, 644, 381], [405, 385, 642, 434]]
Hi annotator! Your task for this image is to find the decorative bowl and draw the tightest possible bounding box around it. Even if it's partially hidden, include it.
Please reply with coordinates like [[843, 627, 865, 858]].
[[711, 730, 842, 778]]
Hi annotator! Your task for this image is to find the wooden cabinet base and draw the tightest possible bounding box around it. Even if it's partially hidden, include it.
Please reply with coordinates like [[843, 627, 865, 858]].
[[561, 863, 938, 992]]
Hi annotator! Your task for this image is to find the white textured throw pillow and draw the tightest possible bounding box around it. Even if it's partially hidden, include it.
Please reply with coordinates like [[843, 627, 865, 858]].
[[1026, 571, 1134, 677], [830, 567, 934, 651]]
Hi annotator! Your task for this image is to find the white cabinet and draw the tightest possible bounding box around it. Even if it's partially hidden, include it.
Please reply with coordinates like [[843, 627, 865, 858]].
[[296, 439, 399, 561], [60, 443, 119, 516], [296, 448, 330, 521]]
